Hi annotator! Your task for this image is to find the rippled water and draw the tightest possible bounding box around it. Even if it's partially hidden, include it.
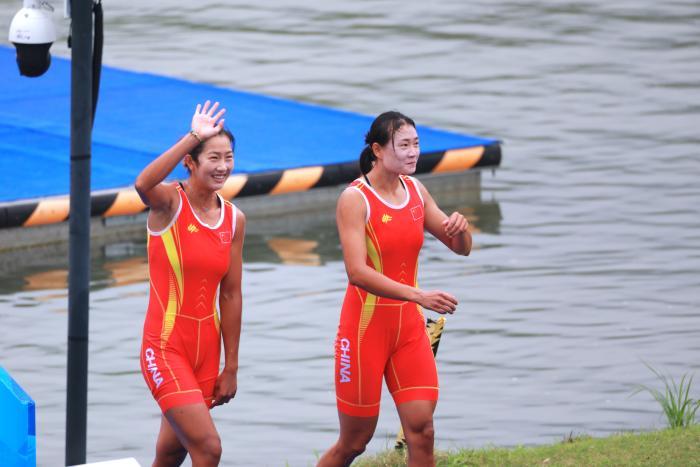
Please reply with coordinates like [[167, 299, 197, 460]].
[[1, 1, 699, 466]]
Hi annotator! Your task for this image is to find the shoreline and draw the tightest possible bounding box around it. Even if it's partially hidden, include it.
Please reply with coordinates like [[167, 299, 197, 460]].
[[355, 425, 700, 466]]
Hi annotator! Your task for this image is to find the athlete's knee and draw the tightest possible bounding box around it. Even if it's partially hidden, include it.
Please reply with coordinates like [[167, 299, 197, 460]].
[[420, 421, 435, 444], [338, 438, 368, 459], [154, 437, 187, 466], [190, 433, 222, 465], [347, 441, 368, 458], [202, 434, 223, 461], [406, 419, 435, 446], [154, 446, 187, 466]]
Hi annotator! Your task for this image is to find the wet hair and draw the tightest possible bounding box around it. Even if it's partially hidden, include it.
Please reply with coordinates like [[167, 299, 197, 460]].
[[185, 127, 236, 173], [359, 111, 416, 175]]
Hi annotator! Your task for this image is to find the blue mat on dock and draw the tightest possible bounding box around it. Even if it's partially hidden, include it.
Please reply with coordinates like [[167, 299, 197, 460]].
[[0, 45, 496, 203]]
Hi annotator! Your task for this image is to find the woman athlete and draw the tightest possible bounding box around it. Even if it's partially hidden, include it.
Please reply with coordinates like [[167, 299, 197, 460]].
[[135, 101, 245, 467], [318, 111, 471, 467]]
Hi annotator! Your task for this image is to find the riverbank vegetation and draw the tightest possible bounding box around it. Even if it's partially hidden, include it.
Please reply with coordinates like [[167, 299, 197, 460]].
[[356, 425, 700, 466], [354, 365, 700, 465], [633, 364, 700, 429]]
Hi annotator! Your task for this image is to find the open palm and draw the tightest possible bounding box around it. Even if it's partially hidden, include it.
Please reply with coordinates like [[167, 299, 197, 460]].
[[191, 100, 226, 140]]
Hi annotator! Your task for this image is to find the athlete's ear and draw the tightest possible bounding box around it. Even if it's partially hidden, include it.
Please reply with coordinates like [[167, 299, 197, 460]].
[[183, 154, 195, 173], [371, 142, 384, 161]]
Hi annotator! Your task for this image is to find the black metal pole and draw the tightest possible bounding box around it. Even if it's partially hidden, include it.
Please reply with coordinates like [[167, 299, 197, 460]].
[[66, 0, 93, 464]]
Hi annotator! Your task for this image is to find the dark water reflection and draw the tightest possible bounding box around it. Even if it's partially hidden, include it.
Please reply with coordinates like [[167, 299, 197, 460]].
[[0, 181, 500, 293]]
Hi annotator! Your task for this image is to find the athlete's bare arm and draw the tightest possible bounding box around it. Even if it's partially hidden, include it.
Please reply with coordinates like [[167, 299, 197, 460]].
[[338, 188, 457, 314], [213, 208, 245, 407], [134, 101, 226, 229], [416, 180, 472, 256]]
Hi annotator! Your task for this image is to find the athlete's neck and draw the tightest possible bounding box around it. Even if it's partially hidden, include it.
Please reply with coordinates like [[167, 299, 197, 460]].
[[182, 181, 220, 213], [365, 167, 405, 204]]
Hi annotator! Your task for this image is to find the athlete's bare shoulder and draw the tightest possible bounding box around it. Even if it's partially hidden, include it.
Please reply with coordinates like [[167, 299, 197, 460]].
[[338, 184, 368, 209], [337, 185, 368, 224], [235, 206, 246, 225], [407, 176, 428, 195], [146, 182, 182, 232]]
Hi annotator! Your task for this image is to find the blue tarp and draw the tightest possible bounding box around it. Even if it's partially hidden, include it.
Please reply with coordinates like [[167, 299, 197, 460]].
[[0, 45, 496, 203]]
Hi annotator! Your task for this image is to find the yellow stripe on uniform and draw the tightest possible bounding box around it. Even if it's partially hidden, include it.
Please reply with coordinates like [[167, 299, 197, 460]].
[[365, 221, 383, 273], [359, 227, 383, 344], [161, 229, 184, 302], [160, 227, 184, 345], [161, 271, 179, 344], [365, 235, 382, 274], [359, 293, 377, 344], [212, 295, 220, 334]]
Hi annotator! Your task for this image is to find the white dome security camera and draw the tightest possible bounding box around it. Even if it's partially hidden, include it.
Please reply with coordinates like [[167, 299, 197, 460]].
[[8, 1, 57, 77]]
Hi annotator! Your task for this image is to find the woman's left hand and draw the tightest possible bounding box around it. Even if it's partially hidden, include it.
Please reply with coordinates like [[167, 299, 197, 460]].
[[211, 368, 238, 407], [442, 212, 469, 238], [191, 100, 226, 141]]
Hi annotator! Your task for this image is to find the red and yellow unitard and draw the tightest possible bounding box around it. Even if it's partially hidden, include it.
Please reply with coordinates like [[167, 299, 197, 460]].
[[140, 184, 237, 413], [335, 175, 438, 417]]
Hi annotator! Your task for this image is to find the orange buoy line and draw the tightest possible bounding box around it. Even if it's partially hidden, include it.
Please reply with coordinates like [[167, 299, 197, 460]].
[[0, 144, 500, 229]]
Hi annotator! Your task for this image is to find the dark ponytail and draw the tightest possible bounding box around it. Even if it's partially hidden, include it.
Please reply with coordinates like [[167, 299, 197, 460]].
[[359, 145, 375, 175], [358, 111, 416, 175]]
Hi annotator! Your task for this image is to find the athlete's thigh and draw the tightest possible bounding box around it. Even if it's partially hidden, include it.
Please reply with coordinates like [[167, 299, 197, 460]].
[[337, 411, 379, 446], [164, 402, 218, 451], [141, 342, 205, 412], [396, 399, 437, 431], [390, 332, 437, 388], [194, 323, 222, 408], [385, 310, 438, 405], [335, 318, 388, 417], [155, 414, 187, 462]]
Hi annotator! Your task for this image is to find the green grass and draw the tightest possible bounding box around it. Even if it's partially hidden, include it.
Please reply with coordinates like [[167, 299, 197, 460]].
[[633, 364, 700, 428], [355, 425, 700, 466]]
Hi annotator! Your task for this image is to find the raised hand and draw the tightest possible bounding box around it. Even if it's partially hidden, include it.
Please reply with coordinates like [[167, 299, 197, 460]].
[[191, 100, 226, 141], [442, 211, 469, 238], [416, 289, 458, 314]]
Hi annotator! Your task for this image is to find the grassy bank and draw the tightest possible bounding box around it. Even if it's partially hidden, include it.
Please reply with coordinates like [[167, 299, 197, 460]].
[[355, 425, 700, 466]]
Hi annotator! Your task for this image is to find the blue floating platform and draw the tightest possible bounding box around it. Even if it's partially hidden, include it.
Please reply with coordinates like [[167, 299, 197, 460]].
[[0, 45, 500, 228]]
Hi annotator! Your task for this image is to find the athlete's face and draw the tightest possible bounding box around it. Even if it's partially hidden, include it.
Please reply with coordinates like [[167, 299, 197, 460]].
[[376, 124, 420, 175], [187, 134, 234, 191]]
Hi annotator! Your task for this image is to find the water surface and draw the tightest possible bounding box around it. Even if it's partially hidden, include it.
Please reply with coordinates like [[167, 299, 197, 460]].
[[0, 1, 699, 466]]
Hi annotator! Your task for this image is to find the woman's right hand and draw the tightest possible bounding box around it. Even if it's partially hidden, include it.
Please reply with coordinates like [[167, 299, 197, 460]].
[[191, 100, 226, 140], [416, 290, 458, 314]]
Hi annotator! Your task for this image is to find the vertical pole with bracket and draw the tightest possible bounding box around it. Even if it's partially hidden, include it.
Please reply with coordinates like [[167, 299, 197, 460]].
[[65, 0, 92, 464]]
